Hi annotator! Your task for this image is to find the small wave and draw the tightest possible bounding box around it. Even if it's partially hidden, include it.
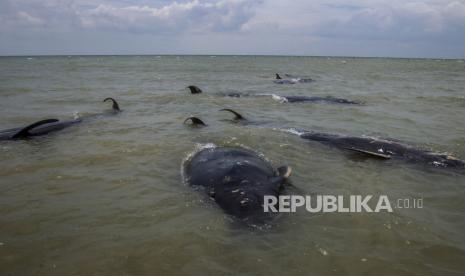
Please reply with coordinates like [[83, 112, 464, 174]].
[[73, 111, 82, 120], [256, 93, 288, 103], [271, 94, 288, 103], [277, 127, 307, 136]]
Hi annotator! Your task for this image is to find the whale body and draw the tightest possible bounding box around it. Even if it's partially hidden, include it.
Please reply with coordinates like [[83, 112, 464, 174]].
[[0, 119, 80, 140], [187, 85, 361, 105], [268, 95, 361, 104], [220, 109, 465, 170], [183, 146, 291, 223], [0, 98, 121, 141], [297, 130, 465, 169], [274, 73, 313, 84]]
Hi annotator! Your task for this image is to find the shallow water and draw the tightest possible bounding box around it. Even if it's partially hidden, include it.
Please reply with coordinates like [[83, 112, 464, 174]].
[[1, 56, 465, 275]]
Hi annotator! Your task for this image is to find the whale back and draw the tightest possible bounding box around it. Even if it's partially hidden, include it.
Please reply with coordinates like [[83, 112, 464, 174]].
[[184, 147, 285, 220]]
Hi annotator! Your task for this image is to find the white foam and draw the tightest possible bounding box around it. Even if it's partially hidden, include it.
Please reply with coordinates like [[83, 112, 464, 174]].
[[73, 111, 82, 120], [278, 127, 307, 136], [271, 94, 288, 103]]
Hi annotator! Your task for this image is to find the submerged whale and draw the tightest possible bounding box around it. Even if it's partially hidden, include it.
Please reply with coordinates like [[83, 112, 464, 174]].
[[297, 130, 465, 169], [0, 98, 121, 141], [274, 73, 313, 84], [187, 85, 202, 94], [183, 144, 291, 223], [221, 109, 465, 170], [183, 116, 207, 126], [187, 85, 361, 104], [265, 94, 361, 104]]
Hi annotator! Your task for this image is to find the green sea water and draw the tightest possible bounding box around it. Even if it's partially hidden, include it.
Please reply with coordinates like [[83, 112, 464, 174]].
[[1, 56, 465, 275]]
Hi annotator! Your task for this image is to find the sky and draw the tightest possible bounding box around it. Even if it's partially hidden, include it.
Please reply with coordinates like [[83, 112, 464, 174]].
[[1, 0, 465, 58]]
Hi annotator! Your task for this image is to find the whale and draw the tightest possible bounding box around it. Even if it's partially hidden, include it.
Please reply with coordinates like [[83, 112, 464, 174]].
[[186, 85, 361, 104], [187, 85, 203, 94], [0, 118, 82, 140], [0, 98, 121, 141], [103, 97, 121, 111], [297, 131, 465, 169], [220, 109, 465, 170], [274, 73, 313, 84], [183, 116, 207, 126], [183, 144, 291, 223], [265, 94, 361, 104]]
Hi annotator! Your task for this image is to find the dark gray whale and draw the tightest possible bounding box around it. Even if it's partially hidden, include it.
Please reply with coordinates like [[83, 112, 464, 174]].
[[221, 109, 465, 170], [0, 118, 82, 140], [183, 145, 291, 223], [187, 85, 361, 104], [297, 130, 465, 169], [103, 97, 120, 111], [270, 95, 361, 104], [274, 73, 313, 84], [0, 98, 121, 141], [187, 85, 202, 94], [183, 117, 207, 126]]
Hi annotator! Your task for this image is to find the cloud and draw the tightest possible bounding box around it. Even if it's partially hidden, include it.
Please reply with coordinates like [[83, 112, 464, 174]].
[[0, 0, 259, 34], [242, 1, 465, 38], [2, 0, 464, 38], [0, 0, 464, 57]]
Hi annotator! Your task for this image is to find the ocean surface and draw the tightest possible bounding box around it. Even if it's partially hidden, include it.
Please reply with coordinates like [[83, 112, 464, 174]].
[[1, 55, 465, 275]]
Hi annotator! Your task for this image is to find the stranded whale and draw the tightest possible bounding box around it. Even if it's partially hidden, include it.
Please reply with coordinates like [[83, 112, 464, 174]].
[[0, 98, 121, 141], [187, 85, 361, 105], [183, 144, 291, 223], [220, 109, 465, 170], [296, 130, 465, 169], [274, 73, 313, 84]]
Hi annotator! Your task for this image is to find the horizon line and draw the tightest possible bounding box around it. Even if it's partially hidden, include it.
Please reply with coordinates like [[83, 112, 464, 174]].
[[0, 54, 463, 60]]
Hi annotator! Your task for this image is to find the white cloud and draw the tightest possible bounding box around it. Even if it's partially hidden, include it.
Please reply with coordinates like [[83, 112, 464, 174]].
[[0, 0, 464, 57], [0, 0, 259, 33], [243, 0, 465, 39], [16, 11, 45, 27]]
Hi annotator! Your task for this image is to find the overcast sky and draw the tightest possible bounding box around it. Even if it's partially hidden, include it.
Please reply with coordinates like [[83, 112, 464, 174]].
[[1, 0, 464, 58]]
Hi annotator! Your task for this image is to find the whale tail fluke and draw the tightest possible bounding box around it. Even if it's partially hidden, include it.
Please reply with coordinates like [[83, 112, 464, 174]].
[[187, 85, 202, 94], [275, 73, 282, 79], [219, 109, 244, 120], [184, 117, 206, 126], [12, 119, 59, 139], [103, 97, 121, 111]]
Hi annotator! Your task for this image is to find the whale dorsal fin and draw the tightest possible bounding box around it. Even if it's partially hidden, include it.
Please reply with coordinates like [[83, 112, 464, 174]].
[[184, 117, 206, 126], [12, 119, 59, 139], [219, 109, 244, 120], [276, 73, 282, 79], [187, 85, 202, 94], [103, 97, 121, 111], [345, 147, 391, 159], [276, 166, 292, 178]]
